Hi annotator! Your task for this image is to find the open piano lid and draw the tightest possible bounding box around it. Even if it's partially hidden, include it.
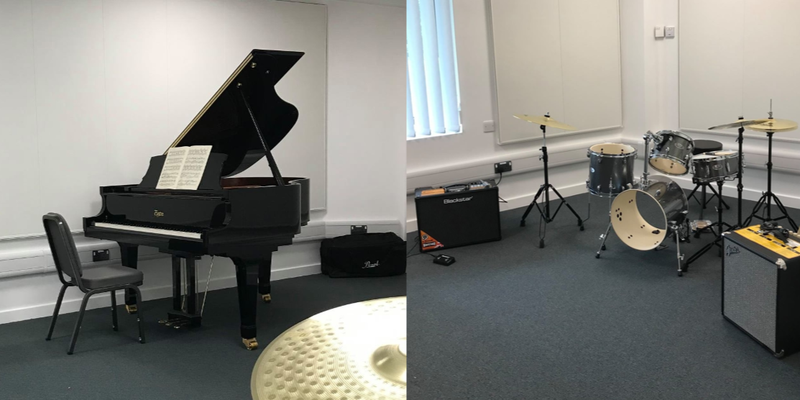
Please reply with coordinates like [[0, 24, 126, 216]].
[[167, 49, 304, 178]]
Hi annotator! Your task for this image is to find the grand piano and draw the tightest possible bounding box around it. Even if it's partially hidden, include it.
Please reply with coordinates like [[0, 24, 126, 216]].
[[83, 49, 310, 350]]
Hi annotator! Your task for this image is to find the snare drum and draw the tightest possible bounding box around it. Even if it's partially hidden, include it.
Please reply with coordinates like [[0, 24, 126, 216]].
[[587, 143, 637, 197], [692, 150, 740, 183], [649, 130, 695, 176]]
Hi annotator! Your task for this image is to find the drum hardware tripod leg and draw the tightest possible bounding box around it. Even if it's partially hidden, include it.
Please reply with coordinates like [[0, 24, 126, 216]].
[[743, 131, 799, 231], [686, 180, 732, 268], [519, 120, 585, 248], [595, 194, 614, 258], [596, 221, 612, 259], [671, 223, 685, 277]]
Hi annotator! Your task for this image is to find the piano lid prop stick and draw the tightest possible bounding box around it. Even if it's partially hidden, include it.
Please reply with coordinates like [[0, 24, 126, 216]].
[[238, 86, 286, 186]]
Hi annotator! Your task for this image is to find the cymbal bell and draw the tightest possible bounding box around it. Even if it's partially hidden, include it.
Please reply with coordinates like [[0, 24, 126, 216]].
[[513, 114, 576, 131], [251, 297, 406, 400], [708, 119, 770, 130], [746, 119, 798, 133]]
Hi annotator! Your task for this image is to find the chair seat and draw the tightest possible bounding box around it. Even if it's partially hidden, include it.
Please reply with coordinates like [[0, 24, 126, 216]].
[[81, 265, 143, 290]]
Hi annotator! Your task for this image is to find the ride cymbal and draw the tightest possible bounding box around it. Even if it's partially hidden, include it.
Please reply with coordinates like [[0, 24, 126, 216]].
[[746, 119, 798, 133], [708, 119, 770, 130], [513, 114, 576, 131], [251, 297, 406, 400]]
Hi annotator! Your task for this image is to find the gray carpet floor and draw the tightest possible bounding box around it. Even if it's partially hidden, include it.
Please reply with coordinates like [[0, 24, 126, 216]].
[[407, 191, 800, 400], [0, 273, 405, 399]]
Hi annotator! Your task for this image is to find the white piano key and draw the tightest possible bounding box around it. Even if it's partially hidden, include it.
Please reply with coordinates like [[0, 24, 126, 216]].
[[93, 222, 202, 240]]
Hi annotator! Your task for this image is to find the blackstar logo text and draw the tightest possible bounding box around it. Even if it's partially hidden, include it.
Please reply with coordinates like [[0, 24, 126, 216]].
[[443, 196, 473, 205]]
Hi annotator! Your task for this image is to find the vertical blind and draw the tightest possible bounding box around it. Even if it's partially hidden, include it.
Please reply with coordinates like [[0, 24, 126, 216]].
[[407, 0, 461, 138]]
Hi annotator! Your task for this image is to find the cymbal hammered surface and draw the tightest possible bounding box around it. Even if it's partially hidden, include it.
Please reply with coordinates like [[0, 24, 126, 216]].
[[251, 297, 406, 400]]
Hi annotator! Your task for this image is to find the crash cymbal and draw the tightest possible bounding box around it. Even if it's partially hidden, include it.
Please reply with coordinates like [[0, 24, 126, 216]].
[[251, 297, 406, 400], [746, 119, 798, 133], [708, 119, 770, 130], [513, 114, 576, 131]]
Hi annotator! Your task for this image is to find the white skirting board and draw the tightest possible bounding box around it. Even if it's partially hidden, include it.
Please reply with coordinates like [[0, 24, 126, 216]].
[[0, 218, 402, 325]]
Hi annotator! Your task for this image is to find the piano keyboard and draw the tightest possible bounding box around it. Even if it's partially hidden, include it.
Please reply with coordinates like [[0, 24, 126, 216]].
[[93, 222, 203, 240]]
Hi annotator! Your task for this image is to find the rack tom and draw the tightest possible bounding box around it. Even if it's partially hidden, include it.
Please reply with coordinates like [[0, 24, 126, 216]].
[[692, 150, 740, 183], [649, 130, 694, 176], [587, 143, 637, 197]]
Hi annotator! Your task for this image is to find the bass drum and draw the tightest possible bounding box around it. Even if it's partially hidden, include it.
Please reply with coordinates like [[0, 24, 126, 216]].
[[586, 143, 637, 197], [610, 175, 688, 251]]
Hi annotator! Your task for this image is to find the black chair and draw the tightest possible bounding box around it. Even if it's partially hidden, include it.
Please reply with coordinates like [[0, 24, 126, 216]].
[[42, 213, 146, 354]]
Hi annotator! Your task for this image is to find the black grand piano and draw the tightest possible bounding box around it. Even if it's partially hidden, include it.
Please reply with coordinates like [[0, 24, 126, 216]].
[[83, 50, 310, 350]]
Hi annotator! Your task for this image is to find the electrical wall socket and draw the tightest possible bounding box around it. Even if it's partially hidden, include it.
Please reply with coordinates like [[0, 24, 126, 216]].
[[494, 161, 512, 174], [665, 26, 675, 38]]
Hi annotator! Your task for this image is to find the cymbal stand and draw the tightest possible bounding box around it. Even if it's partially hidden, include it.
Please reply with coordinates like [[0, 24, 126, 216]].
[[596, 131, 653, 259], [519, 114, 585, 248], [685, 179, 733, 269], [735, 117, 745, 228], [743, 128, 799, 231]]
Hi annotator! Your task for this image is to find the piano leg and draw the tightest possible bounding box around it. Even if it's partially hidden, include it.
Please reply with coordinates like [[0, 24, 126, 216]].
[[258, 258, 272, 303], [233, 257, 259, 350], [119, 243, 139, 314]]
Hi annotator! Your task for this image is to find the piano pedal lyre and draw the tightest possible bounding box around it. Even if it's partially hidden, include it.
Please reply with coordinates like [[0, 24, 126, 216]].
[[243, 338, 259, 350], [125, 304, 138, 314], [261, 293, 272, 303]]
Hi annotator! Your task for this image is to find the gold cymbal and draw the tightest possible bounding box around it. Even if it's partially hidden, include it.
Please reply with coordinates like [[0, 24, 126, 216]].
[[251, 297, 406, 400], [708, 119, 770, 130], [746, 119, 798, 133], [513, 114, 576, 131]]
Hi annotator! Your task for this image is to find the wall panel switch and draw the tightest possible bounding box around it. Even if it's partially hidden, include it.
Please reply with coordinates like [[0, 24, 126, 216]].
[[665, 26, 675, 38], [654, 26, 664, 38], [483, 120, 495, 133]]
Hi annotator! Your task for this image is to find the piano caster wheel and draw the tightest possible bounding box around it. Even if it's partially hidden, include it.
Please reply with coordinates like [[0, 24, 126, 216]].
[[243, 338, 259, 351], [125, 305, 138, 314], [261, 294, 272, 303]]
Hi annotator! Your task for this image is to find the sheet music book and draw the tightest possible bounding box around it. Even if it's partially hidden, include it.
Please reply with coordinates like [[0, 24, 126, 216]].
[[156, 146, 213, 190]]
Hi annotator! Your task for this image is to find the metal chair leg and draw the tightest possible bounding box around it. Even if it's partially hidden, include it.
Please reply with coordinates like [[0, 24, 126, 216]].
[[46, 284, 69, 341], [132, 286, 146, 344], [111, 290, 118, 332], [68, 292, 92, 355]]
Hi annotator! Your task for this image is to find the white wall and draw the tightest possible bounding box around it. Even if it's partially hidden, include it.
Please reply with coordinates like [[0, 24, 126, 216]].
[[0, 0, 406, 324], [408, 0, 800, 232], [407, 0, 628, 230]]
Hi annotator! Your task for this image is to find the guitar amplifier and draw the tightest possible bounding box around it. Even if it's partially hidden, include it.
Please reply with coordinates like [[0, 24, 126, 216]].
[[414, 181, 501, 252], [722, 226, 800, 358]]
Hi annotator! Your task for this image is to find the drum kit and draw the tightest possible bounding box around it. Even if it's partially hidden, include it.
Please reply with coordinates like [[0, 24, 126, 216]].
[[584, 113, 798, 275]]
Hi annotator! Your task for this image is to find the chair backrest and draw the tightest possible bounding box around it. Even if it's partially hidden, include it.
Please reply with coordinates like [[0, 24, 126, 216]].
[[42, 213, 83, 282]]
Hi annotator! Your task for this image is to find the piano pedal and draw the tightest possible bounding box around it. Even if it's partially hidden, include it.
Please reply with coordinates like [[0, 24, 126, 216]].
[[125, 304, 138, 314], [261, 294, 272, 303]]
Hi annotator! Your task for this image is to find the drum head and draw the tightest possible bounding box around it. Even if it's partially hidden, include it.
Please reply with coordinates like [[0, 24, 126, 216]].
[[610, 188, 668, 251], [589, 143, 636, 156], [649, 157, 689, 175]]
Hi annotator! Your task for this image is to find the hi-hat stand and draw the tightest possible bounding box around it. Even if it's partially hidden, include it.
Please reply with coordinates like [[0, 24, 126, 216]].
[[519, 114, 585, 248]]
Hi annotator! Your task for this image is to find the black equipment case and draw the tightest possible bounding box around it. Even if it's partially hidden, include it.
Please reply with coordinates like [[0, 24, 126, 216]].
[[722, 226, 800, 358], [414, 181, 501, 252], [320, 233, 406, 278]]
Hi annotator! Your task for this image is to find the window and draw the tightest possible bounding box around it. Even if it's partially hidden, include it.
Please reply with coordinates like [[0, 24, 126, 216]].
[[407, 0, 461, 139]]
